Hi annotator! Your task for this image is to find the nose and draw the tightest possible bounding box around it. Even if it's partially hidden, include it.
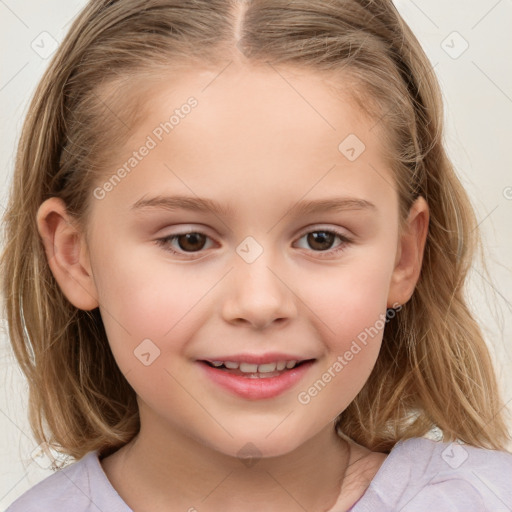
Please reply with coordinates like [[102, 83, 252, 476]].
[[221, 252, 297, 330]]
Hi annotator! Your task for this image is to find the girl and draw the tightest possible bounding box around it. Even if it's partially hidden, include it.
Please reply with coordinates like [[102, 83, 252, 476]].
[[2, 0, 511, 510]]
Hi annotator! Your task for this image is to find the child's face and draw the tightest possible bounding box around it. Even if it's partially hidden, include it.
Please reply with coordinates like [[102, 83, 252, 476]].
[[41, 65, 427, 458]]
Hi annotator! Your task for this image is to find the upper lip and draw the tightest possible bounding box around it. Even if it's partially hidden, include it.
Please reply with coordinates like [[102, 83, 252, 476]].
[[199, 353, 315, 365]]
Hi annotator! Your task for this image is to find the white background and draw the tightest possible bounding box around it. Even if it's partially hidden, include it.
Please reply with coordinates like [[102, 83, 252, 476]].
[[1, 0, 511, 508]]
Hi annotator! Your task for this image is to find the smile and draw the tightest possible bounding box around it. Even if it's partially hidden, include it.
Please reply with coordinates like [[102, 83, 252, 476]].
[[198, 357, 316, 400], [205, 359, 303, 375]]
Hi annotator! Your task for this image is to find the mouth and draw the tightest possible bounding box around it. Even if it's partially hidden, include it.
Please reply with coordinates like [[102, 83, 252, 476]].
[[200, 359, 313, 378], [197, 356, 317, 400]]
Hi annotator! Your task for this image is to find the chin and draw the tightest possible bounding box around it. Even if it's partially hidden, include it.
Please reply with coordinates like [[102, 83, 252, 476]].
[[203, 427, 307, 461]]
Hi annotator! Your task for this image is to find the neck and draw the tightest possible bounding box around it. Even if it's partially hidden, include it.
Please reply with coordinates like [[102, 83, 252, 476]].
[[104, 412, 353, 512]]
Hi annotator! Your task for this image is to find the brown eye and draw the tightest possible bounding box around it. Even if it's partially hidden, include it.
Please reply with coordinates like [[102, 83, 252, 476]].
[[306, 231, 336, 251], [294, 228, 352, 258], [156, 231, 213, 257], [174, 233, 207, 252]]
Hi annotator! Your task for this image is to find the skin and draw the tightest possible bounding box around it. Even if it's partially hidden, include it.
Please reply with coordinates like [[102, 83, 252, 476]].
[[37, 64, 429, 512]]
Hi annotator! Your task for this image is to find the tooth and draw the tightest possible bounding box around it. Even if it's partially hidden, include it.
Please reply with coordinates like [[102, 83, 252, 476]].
[[258, 362, 277, 373], [211, 361, 223, 367], [276, 361, 286, 371], [239, 362, 259, 373], [286, 360, 297, 369], [224, 361, 240, 369]]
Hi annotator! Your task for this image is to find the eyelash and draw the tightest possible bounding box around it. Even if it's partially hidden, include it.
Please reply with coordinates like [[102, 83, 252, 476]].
[[155, 228, 353, 259]]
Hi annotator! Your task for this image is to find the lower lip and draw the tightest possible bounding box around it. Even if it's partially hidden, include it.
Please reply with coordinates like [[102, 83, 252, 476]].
[[198, 360, 315, 400]]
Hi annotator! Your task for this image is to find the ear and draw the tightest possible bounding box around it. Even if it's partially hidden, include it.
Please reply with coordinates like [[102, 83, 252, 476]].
[[387, 196, 429, 308], [36, 197, 99, 310]]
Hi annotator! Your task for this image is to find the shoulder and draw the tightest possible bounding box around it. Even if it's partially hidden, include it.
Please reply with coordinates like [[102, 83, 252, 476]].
[[352, 437, 512, 512], [5, 451, 131, 512]]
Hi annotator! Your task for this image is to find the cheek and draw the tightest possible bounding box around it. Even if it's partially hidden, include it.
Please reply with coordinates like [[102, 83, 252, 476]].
[[91, 259, 206, 413], [296, 295, 387, 422], [293, 250, 395, 411], [89, 240, 212, 367], [302, 246, 396, 342]]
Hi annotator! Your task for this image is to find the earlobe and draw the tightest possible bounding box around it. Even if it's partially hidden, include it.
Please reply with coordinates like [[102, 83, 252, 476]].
[[387, 196, 429, 308], [36, 197, 99, 311]]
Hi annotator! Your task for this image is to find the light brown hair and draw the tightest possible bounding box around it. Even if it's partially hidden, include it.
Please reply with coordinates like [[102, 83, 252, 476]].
[[1, 0, 510, 462]]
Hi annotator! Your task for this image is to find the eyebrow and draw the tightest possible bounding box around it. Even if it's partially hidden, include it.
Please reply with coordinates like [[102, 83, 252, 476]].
[[131, 194, 377, 217]]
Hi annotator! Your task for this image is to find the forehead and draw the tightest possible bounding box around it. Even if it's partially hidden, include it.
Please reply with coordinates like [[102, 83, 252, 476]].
[[93, 64, 397, 221], [127, 64, 384, 165]]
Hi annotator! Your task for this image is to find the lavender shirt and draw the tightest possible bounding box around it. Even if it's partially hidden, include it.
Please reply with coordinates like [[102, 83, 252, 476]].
[[6, 437, 512, 511]]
